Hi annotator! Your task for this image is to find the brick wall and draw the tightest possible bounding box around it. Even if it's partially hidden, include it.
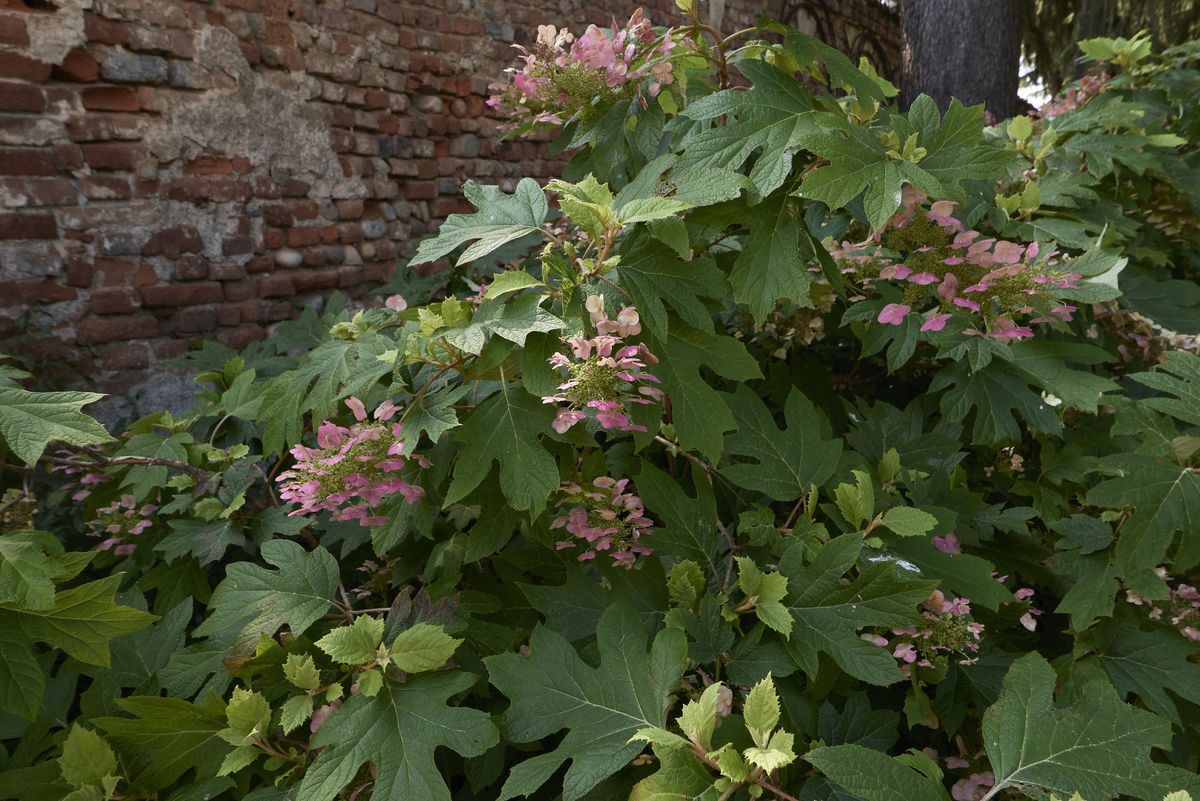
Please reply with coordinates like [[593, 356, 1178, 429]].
[[0, 0, 896, 399]]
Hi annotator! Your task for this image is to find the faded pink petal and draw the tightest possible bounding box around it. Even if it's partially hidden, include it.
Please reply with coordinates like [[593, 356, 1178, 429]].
[[878, 303, 911, 325]]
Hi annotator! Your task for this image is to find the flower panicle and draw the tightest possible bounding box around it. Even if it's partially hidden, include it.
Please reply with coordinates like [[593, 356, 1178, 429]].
[[551, 476, 653, 567], [277, 398, 427, 527], [88, 493, 159, 556], [833, 191, 1083, 341], [487, 9, 677, 131], [864, 589, 984, 678], [543, 302, 663, 435]]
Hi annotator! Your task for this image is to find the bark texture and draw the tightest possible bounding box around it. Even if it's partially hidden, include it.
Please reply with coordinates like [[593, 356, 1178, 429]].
[[900, 0, 1023, 120]]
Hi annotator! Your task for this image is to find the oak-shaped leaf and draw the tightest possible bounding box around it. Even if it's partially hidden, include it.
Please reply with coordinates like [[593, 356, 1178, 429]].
[[780, 535, 935, 685], [296, 671, 498, 801], [194, 540, 339, 650], [484, 602, 687, 800], [981, 653, 1198, 800], [410, 178, 547, 266]]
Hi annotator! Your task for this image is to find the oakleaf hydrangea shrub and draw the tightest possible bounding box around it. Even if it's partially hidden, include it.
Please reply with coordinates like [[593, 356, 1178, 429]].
[[2, 11, 1200, 801]]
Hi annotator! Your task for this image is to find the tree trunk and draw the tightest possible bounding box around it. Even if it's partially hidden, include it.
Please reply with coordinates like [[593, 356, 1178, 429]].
[[900, 0, 1023, 121]]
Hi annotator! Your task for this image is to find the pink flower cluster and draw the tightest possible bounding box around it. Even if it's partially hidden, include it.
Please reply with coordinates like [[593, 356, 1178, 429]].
[[863, 590, 983, 678], [832, 190, 1083, 342], [49, 448, 109, 502], [921, 743, 995, 801], [1038, 71, 1109, 119], [277, 398, 427, 527], [550, 476, 654, 567], [543, 303, 662, 434], [89, 494, 159, 556], [951, 770, 996, 801], [1126, 568, 1200, 641], [486, 10, 676, 130]]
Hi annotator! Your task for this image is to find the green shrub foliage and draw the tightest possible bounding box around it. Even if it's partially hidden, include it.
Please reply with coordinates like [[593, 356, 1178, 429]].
[[2, 10, 1199, 801]]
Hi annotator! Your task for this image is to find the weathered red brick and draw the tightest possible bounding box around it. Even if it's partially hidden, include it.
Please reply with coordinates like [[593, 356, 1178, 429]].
[[90, 288, 140, 315], [223, 280, 255, 301], [173, 254, 209, 280], [82, 142, 142, 171], [64, 258, 94, 288], [292, 269, 340, 293], [175, 306, 217, 332], [257, 274, 294, 297], [0, 14, 28, 47], [81, 85, 142, 112], [141, 281, 223, 307], [0, 178, 79, 206], [154, 338, 189, 359], [81, 175, 131, 200], [0, 148, 55, 176], [83, 13, 130, 45], [99, 342, 150, 370], [0, 280, 76, 307], [0, 213, 55, 239], [77, 314, 159, 344], [142, 224, 203, 259], [54, 49, 101, 82], [287, 227, 320, 247], [184, 157, 235, 175], [406, 180, 437, 200], [0, 52, 50, 81], [217, 324, 266, 349], [0, 81, 43, 113], [215, 305, 242, 326]]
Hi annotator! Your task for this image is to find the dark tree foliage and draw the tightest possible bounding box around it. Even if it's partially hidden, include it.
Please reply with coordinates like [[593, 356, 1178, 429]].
[[1024, 0, 1200, 94], [900, 0, 1024, 120]]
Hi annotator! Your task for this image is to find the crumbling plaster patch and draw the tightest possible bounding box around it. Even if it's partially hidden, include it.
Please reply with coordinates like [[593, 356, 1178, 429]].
[[145, 26, 352, 195], [20, 0, 92, 65]]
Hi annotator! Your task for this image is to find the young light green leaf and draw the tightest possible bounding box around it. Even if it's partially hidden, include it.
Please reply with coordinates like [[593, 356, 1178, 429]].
[[279, 694, 314, 735], [217, 745, 259, 777], [356, 667, 383, 697], [616, 196, 691, 226], [737, 558, 792, 638], [880, 507, 938, 537], [547, 174, 616, 239], [316, 615, 385, 665], [743, 673, 781, 747], [707, 743, 750, 783], [835, 470, 876, 530], [485, 269, 544, 299], [676, 682, 723, 750], [667, 559, 706, 607], [222, 687, 271, 745], [744, 729, 796, 773], [59, 725, 117, 790], [390, 622, 461, 673], [283, 653, 321, 691]]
